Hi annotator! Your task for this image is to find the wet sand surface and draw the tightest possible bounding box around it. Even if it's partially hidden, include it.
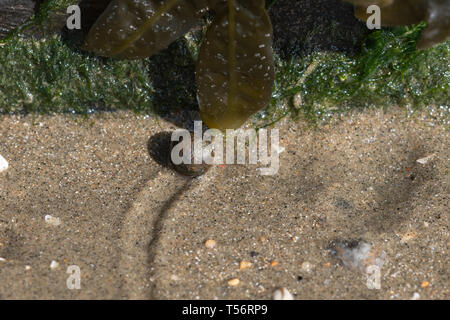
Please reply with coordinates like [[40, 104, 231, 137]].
[[0, 108, 448, 299]]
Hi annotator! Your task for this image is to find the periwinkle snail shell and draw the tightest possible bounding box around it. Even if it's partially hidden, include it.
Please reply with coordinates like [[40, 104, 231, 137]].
[[169, 133, 212, 177]]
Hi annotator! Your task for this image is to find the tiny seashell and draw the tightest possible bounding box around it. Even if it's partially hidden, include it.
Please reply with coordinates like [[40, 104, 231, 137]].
[[0, 154, 8, 172], [50, 260, 59, 270], [416, 154, 436, 165], [45, 215, 61, 227], [204, 239, 216, 249], [273, 287, 294, 300], [228, 278, 240, 287]]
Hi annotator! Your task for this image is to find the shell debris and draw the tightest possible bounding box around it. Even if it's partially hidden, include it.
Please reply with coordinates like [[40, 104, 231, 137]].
[[239, 260, 252, 270], [204, 239, 216, 249], [273, 287, 294, 300], [270, 261, 279, 267], [416, 154, 436, 165], [0, 154, 8, 172], [301, 261, 313, 273], [45, 215, 61, 227], [228, 278, 240, 287], [411, 292, 420, 300], [50, 260, 59, 270]]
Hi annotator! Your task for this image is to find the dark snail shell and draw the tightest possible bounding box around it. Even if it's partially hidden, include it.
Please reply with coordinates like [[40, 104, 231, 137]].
[[169, 135, 211, 177]]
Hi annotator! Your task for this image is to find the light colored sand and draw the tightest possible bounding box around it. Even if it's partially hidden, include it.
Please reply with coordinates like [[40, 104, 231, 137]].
[[0, 108, 448, 299]]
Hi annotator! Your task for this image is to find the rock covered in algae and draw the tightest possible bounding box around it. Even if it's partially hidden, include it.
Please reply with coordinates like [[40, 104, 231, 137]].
[[344, 0, 450, 49]]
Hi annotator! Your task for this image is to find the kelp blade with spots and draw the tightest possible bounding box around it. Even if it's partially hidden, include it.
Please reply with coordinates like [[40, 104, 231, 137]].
[[83, 0, 218, 59], [345, 0, 450, 49], [196, 0, 275, 131]]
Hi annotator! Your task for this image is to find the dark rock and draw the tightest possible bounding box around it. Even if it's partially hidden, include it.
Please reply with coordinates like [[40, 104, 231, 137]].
[[0, 0, 36, 38]]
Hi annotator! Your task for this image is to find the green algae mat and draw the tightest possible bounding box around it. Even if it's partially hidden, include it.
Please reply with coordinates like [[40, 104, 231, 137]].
[[0, 0, 449, 127]]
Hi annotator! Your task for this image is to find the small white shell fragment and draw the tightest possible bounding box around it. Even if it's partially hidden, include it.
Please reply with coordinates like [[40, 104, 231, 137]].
[[204, 239, 216, 249], [44, 215, 61, 226], [0, 154, 8, 172], [301, 261, 313, 273], [50, 260, 59, 270], [273, 287, 294, 300], [228, 278, 240, 287], [25, 265, 31, 270], [411, 292, 420, 300], [416, 154, 436, 164], [0, 257, 6, 262]]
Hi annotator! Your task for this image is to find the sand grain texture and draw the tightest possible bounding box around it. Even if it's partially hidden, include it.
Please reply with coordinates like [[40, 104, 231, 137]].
[[0, 108, 448, 299]]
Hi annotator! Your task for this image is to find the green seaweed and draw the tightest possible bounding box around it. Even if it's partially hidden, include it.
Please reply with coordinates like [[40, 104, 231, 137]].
[[0, 36, 152, 115], [0, 0, 448, 127], [256, 22, 449, 127]]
